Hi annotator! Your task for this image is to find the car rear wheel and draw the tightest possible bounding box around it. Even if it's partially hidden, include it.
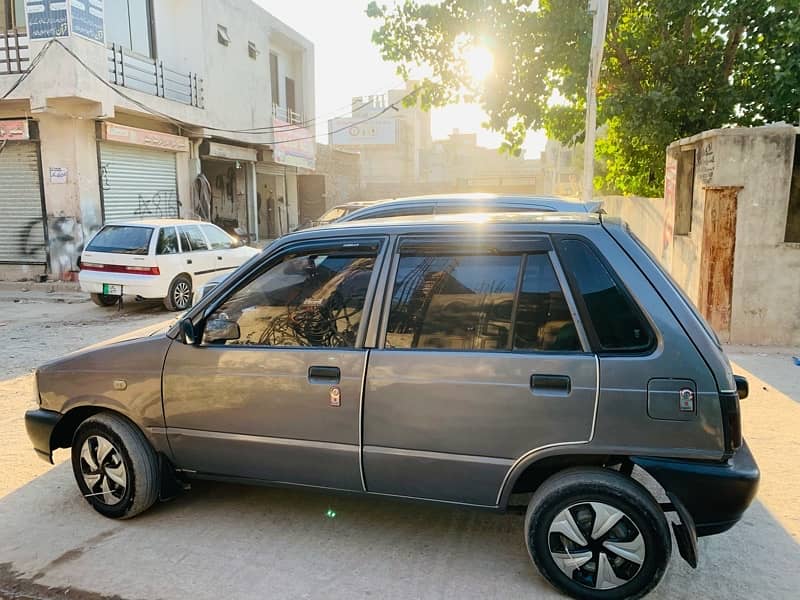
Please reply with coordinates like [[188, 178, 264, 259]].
[[71, 412, 160, 519], [164, 274, 192, 311], [525, 467, 671, 600], [90, 292, 120, 307]]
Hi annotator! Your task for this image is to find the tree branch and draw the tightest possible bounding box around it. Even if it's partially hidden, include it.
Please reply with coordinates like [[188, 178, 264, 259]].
[[722, 24, 745, 80]]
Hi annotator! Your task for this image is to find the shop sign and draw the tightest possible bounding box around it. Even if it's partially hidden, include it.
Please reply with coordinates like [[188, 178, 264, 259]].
[[272, 118, 316, 170], [102, 123, 190, 152], [0, 119, 30, 141], [70, 0, 105, 45], [203, 142, 258, 162], [330, 117, 397, 146], [25, 0, 70, 40]]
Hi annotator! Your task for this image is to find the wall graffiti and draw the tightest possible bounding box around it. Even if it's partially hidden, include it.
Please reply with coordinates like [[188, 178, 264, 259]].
[[17, 216, 99, 281], [134, 190, 179, 218], [697, 141, 715, 184]]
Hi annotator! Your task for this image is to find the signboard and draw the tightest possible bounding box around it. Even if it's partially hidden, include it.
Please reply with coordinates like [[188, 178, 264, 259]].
[[330, 117, 397, 146], [70, 0, 104, 44], [25, 0, 70, 40], [273, 118, 316, 170], [49, 167, 68, 184], [202, 141, 258, 162], [0, 119, 30, 141], [102, 123, 190, 153]]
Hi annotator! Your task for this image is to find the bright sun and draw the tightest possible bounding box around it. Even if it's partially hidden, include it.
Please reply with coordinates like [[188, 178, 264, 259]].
[[462, 45, 493, 82]]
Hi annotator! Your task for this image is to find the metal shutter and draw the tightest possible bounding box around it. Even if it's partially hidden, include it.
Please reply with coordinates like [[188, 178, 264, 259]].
[[99, 143, 178, 223], [0, 142, 45, 263]]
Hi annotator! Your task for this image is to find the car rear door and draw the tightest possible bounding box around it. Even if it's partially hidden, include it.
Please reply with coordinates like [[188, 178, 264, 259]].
[[162, 236, 387, 490], [177, 224, 217, 286], [362, 234, 597, 506]]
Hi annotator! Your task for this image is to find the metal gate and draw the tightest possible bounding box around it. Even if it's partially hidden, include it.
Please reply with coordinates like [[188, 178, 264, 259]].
[[99, 143, 178, 222], [0, 142, 45, 263]]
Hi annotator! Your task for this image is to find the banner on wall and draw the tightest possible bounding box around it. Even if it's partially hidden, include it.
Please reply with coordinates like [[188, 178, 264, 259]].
[[272, 118, 316, 170], [25, 0, 70, 40], [24, 0, 105, 44]]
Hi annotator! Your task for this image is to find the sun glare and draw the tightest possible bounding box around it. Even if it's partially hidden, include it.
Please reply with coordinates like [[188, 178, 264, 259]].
[[462, 45, 494, 83]]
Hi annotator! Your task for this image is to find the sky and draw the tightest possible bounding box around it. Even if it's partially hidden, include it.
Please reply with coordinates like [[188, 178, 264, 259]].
[[256, 0, 548, 160]]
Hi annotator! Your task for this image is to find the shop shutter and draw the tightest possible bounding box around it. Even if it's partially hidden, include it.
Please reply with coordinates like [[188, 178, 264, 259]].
[[0, 142, 45, 263], [99, 143, 179, 223]]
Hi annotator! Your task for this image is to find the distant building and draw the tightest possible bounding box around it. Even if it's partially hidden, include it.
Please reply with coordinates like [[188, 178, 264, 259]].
[[541, 140, 581, 196], [0, 0, 315, 280]]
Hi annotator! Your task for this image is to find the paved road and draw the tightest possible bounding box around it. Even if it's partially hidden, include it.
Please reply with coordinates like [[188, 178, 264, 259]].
[[0, 288, 798, 599]]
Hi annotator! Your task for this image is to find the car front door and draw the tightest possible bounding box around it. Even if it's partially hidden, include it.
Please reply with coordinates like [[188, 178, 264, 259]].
[[362, 235, 598, 506], [162, 236, 386, 490]]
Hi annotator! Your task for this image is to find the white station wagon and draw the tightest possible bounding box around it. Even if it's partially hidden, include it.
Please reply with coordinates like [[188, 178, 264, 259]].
[[79, 219, 260, 311]]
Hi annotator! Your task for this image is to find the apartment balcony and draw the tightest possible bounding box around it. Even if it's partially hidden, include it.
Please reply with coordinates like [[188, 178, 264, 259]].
[[107, 44, 204, 108], [0, 29, 28, 75], [272, 103, 304, 125]]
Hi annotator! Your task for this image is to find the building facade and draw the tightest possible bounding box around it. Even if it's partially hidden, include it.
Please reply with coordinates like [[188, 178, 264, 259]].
[[0, 0, 315, 280]]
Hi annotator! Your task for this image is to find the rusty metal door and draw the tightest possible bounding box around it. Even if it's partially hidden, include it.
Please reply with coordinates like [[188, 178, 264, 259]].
[[698, 186, 739, 340]]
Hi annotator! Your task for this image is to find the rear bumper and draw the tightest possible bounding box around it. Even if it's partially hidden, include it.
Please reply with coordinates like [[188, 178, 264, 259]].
[[25, 408, 62, 464], [632, 440, 759, 536], [79, 270, 168, 299]]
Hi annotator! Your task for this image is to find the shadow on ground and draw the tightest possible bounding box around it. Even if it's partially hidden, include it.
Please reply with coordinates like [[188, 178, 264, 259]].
[[1, 464, 798, 600]]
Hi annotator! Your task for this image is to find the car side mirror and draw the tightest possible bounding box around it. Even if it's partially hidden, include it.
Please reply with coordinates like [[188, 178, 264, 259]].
[[180, 318, 197, 345], [204, 316, 241, 344], [734, 375, 748, 400]]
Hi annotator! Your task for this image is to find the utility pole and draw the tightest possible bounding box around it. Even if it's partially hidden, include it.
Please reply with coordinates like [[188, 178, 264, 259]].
[[581, 0, 609, 202]]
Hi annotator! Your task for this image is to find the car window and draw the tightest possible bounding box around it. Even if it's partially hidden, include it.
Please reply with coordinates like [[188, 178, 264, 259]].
[[557, 238, 654, 352], [205, 246, 379, 347], [156, 227, 179, 255], [178, 225, 210, 252], [514, 254, 580, 351], [85, 225, 153, 255], [385, 254, 520, 351], [201, 224, 234, 250], [318, 206, 348, 222]]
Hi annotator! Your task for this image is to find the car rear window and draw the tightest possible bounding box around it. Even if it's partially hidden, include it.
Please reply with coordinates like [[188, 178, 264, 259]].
[[86, 226, 153, 255], [557, 238, 654, 352]]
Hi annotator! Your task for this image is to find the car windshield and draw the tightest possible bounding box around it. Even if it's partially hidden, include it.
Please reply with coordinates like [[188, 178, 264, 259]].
[[317, 206, 349, 223], [85, 225, 154, 255]]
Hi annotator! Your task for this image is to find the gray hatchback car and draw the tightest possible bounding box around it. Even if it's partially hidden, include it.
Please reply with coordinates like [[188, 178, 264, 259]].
[[26, 213, 758, 600]]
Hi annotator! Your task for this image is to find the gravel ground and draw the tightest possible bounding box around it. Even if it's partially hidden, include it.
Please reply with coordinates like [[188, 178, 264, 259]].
[[0, 287, 798, 599]]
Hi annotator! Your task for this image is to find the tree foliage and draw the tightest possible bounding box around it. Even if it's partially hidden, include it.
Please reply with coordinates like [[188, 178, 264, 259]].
[[367, 0, 800, 196]]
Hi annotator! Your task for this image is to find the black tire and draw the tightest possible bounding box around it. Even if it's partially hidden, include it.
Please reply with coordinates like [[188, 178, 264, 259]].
[[163, 274, 193, 311], [71, 412, 160, 519], [525, 467, 671, 600], [90, 292, 120, 307]]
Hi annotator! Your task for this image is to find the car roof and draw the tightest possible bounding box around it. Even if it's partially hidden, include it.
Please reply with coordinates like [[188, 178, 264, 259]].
[[102, 218, 211, 228], [298, 211, 601, 237], [342, 193, 597, 215]]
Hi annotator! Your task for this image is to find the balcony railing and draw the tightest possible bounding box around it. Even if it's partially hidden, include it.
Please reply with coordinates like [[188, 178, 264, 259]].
[[0, 30, 29, 75], [272, 103, 303, 125], [107, 44, 204, 108]]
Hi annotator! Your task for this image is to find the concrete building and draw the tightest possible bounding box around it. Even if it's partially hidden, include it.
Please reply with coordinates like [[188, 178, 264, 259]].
[[603, 124, 800, 346], [0, 0, 315, 280], [541, 139, 581, 197]]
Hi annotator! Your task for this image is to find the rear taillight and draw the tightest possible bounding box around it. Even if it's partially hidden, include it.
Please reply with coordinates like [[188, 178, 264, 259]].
[[81, 263, 160, 275], [720, 391, 742, 455]]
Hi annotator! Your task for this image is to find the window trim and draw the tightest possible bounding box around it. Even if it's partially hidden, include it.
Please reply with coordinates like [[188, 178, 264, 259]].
[[553, 234, 657, 356], [377, 234, 590, 354], [197, 236, 389, 350]]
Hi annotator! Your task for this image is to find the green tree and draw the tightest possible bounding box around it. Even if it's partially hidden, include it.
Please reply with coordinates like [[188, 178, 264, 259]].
[[367, 0, 800, 196]]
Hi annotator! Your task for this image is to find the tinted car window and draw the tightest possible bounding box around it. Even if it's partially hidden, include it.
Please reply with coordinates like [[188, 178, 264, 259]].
[[206, 248, 378, 347], [386, 254, 520, 351], [178, 225, 209, 252], [201, 224, 234, 250], [86, 226, 153, 255], [156, 227, 178, 255], [558, 238, 653, 351], [514, 254, 580, 351]]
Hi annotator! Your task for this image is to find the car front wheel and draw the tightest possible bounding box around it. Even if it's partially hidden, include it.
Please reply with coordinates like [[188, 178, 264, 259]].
[[525, 467, 671, 600], [71, 412, 160, 519]]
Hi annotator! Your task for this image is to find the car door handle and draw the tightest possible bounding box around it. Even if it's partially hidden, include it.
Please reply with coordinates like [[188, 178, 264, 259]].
[[186, 259, 193, 265], [531, 374, 571, 395], [308, 366, 341, 383], [217, 256, 223, 260]]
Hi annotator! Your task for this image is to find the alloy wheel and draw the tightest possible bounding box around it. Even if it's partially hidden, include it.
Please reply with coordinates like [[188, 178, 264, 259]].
[[79, 435, 127, 505], [173, 281, 191, 309], [547, 501, 646, 591]]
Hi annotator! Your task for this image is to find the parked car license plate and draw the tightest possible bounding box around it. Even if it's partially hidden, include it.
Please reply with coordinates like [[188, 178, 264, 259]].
[[102, 284, 122, 295]]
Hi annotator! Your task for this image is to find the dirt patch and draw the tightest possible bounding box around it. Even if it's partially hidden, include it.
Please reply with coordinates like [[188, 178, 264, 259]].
[[0, 563, 132, 600]]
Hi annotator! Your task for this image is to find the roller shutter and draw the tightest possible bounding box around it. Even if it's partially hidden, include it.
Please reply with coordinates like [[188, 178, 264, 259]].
[[0, 142, 45, 263], [99, 143, 178, 223]]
